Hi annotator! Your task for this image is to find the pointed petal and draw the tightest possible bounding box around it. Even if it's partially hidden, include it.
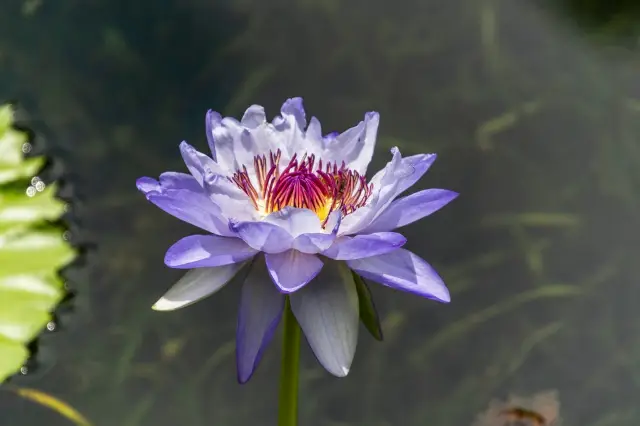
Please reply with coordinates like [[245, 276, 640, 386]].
[[236, 256, 285, 383], [346, 248, 450, 303], [143, 188, 232, 236], [352, 272, 383, 341], [205, 110, 220, 161], [241, 105, 266, 128], [152, 262, 248, 311], [230, 220, 294, 253], [362, 189, 458, 233], [280, 97, 307, 131], [164, 235, 258, 269], [339, 148, 437, 235], [179, 141, 224, 185], [344, 112, 380, 175], [322, 232, 406, 260], [290, 260, 359, 377], [265, 250, 323, 293]]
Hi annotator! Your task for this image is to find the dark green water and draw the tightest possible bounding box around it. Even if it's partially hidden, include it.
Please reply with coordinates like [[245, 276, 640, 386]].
[[1, 0, 640, 425]]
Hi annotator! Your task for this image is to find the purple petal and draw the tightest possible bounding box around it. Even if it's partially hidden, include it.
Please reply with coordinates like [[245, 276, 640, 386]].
[[145, 189, 232, 236], [290, 259, 359, 377], [179, 141, 224, 185], [158, 172, 204, 192], [241, 105, 266, 128], [346, 248, 450, 302], [322, 232, 406, 260], [152, 262, 247, 311], [136, 177, 161, 193], [343, 112, 380, 175], [394, 153, 437, 197], [205, 110, 221, 160], [363, 189, 459, 233], [265, 250, 323, 293], [230, 220, 293, 253], [164, 235, 258, 269], [236, 255, 285, 383], [280, 97, 306, 130]]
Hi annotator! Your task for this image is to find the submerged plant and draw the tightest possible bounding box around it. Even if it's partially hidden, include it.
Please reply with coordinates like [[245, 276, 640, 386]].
[[137, 97, 457, 425]]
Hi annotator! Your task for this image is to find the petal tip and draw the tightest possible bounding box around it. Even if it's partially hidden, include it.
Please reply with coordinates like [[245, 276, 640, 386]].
[[152, 297, 187, 311]]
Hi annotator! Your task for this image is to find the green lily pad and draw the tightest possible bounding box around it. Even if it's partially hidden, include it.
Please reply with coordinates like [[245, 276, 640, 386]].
[[352, 271, 384, 341], [0, 105, 76, 383]]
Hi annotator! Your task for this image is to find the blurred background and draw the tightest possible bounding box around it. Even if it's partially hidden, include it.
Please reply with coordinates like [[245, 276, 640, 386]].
[[1, 0, 640, 424]]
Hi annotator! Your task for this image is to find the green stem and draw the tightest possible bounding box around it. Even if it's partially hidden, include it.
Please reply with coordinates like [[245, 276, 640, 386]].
[[278, 296, 301, 426]]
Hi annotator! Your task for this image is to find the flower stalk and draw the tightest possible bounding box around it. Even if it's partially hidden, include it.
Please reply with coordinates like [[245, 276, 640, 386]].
[[278, 296, 301, 426]]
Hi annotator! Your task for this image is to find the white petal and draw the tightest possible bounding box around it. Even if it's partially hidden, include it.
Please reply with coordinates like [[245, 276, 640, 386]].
[[290, 260, 359, 377], [152, 262, 249, 311], [263, 207, 324, 237], [265, 250, 323, 293]]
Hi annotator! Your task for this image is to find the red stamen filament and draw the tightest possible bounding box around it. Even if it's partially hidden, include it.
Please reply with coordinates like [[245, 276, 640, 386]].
[[230, 150, 372, 225]]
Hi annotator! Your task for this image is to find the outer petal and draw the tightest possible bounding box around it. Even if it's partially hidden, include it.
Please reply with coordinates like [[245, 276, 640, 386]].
[[265, 250, 324, 293], [230, 220, 294, 253], [164, 235, 258, 269], [362, 189, 459, 233], [322, 232, 406, 260], [346, 248, 450, 302], [137, 176, 232, 236], [290, 260, 359, 377], [152, 262, 248, 311], [236, 256, 285, 383]]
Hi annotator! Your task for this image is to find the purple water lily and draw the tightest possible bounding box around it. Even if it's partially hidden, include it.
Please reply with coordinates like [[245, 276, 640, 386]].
[[137, 98, 458, 383]]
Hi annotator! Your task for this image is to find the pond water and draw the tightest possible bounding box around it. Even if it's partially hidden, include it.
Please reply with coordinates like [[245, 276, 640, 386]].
[[1, 0, 640, 425]]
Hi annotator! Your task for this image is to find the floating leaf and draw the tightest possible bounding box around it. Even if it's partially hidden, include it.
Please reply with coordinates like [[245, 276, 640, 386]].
[[0, 105, 76, 383], [352, 271, 383, 341]]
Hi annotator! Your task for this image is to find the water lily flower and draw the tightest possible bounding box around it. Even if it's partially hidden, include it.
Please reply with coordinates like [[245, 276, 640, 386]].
[[137, 98, 458, 383]]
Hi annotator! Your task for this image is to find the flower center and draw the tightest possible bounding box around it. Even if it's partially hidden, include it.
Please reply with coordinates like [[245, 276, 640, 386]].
[[230, 150, 372, 224]]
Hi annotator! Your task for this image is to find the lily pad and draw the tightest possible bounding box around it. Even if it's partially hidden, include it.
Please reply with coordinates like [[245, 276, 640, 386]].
[[0, 105, 76, 383]]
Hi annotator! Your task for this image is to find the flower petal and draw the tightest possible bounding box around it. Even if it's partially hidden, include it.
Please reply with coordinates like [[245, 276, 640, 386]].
[[152, 262, 248, 311], [241, 104, 267, 128], [322, 232, 406, 260], [346, 248, 450, 302], [343, 112, 380, 175], [236, 256, 285, 383], [362, 189, 459, 233], [179, 141, 224, 185], [230, 220, 294, 253], [202, 170, 256, 222], [339, 148, 437, 236], [265, 250, 323, 293], [292, 211, 341, 254], [263, 207, 324, 236], [290, 260, 359, 377], [143, 188, 232, 236], [164, 235, 258, 269]]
